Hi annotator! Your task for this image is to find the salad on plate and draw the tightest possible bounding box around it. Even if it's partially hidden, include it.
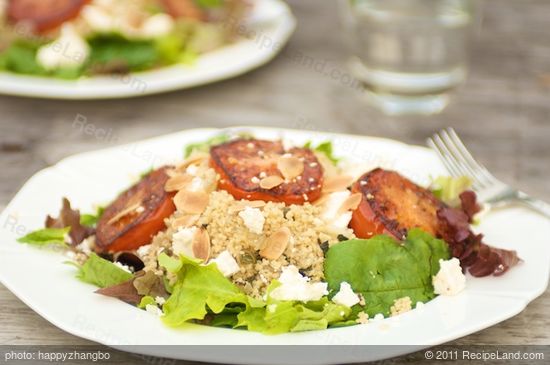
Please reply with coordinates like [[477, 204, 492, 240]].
[[17, 133, 521, 334], [0, 0, 249, 79]]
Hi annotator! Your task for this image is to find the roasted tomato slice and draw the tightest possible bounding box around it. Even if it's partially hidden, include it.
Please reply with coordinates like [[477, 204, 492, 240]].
[[95, 167, 176, 253], [7, 0, 89, 33], [161, 0, 205, 20], [210, 139, 323, 205], [350, 168, 444, 240]]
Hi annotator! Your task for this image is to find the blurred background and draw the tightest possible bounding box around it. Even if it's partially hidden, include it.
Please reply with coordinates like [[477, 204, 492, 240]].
[[0, 0, 549, 361]]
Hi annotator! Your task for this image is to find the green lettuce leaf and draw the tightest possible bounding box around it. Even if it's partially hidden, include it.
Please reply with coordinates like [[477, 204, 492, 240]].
[[183, 133, 231, 158], [138, 295, 156, 309], [430, 176, 472, 207], [303, 141, 340, 165], [80, 206, 105, 227], [159, 253, 249, 327], [324, 229, 450, 317], [17, 227, 70, 247], [75, 253, 133, 288], [159, 253, 353, 333]]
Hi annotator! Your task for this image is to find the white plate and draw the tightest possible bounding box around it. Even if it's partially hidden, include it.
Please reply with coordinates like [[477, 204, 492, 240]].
[[0, 0, 295, 100], [0, 127, 549, 365]]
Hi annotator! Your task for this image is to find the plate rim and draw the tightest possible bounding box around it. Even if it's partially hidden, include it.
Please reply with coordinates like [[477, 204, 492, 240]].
[[0, 127, 548, 364], [0, 0, 296, 100]]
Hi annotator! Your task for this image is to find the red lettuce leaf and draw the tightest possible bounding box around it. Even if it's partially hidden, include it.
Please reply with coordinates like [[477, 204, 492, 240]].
[[437, 191, 520, 277], [45, 198, 94, 246]]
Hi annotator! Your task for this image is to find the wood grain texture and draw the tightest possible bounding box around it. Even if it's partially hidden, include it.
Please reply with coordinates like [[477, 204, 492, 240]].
[[0, 0, 549, 363]]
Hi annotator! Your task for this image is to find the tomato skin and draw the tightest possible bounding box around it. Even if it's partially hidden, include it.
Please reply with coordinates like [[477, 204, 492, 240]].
[[211, 159, 322, 205], [350, 182, 396, 239], [8, 0, 89, 33], [161, 0, 205, 20], [95, 167, 176, 253], [104, 193, 175, 252]]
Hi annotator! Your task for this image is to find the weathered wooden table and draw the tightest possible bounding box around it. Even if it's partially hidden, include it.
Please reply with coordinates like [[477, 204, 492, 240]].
[[1, 0, 548, 363]]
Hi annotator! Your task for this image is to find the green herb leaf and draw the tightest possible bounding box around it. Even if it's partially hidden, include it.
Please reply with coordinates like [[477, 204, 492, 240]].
[[430, 176, 472, 207], [138, 295, 156, 309], [79, 206, 105, 227], [17, 227, 70, 247], [194, 0, 224, 8], [75, 253, 133, 288], [303, 141, 340, 165], [324, 229, 450, 317], [183, 133, 231, 158]]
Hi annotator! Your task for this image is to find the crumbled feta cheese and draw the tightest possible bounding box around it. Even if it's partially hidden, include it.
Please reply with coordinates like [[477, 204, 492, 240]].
[[145, 304, 164, 317], [390, 296, 412, 317], [137, 244, 151, 258], [172, 227, 197, 257], [36, 24, 90, 70], [373, 313, 384, 321], [209, 250, 240, 277], [416, 301, 425, 309], [114, 261, 132, 273], [269, 265, 328, 302], [432, 258, 466, 296], [331, 282, 360, 307], [155, 296, 166, 305], [251, 176, 260, 184], [320, 191, 353, 230], [76, 236, 94, 255], [82, 2, 173, 38], [267, 304, 277, 313], [238, 207, 265, 235], [140, 13, 174, 37]]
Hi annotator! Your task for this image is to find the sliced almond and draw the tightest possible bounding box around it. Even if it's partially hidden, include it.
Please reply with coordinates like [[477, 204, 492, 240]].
[[175, 153, 209, 172], [259, 175, 284, 190], [323, 175, 354, 193], [337, 193, 363, 215], [165, 174, 193, 192], [192, 227, 210, 261], [277, 156, 304, 180], [172, 214, 200, 229], [173, 189, 209, 214], [228, 200, 267, 213], [259, 227, 291, 260], [107, 202, 142, 225], [312, 194, 330, 207]]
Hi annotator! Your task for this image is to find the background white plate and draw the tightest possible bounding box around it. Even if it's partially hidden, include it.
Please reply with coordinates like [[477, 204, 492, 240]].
[[0, 127, 549, 364], [0, 0, 296, 100]]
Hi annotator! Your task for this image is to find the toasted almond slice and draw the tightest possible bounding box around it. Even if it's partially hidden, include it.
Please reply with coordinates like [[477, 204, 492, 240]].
[[192, 227, 210, 261], [106, 202, 142, 225], [174, 189, 209, 214], [323, 175, 354, 193], [259, 175, 284, 190], [172, 214, 200, 229], [277, 156, 304, 180], [175, 153, 209, 172], [312, 194, 330, 207], [228, 200, 267, 213], [165, 174, 193, 192], [337, 193, 363, 215], [259, 227, 291, 260]]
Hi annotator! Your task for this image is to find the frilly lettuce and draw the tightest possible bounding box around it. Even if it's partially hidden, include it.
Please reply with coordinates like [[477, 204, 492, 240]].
[[75, 253, 133, 288], [158, 253, 353, 334]]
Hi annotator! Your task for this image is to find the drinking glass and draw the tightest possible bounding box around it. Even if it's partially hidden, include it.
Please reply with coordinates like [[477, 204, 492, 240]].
[[340, 0, 478, 115]]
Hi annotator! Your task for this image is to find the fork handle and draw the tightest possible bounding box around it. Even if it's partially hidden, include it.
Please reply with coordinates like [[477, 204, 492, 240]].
[[517, 192, 550, 219]]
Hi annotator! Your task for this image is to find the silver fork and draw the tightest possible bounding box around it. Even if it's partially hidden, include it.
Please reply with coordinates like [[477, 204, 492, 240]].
[[427, 128, 550, 219]]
